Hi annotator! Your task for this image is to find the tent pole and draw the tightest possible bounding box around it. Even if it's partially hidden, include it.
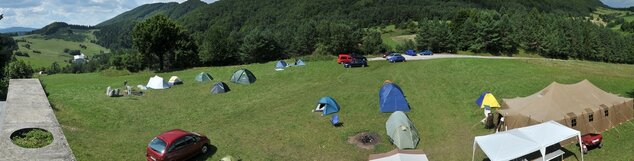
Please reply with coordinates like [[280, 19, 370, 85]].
[[579, 133, 584, 161], [541, 147, 546, 161], [472, 141, 477, 161]]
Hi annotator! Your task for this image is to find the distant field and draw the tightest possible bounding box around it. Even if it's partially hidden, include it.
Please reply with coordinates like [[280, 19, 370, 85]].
[[13, 31, 109, 68], [592, 7, 634, 32], [40, 58, 634, 160]]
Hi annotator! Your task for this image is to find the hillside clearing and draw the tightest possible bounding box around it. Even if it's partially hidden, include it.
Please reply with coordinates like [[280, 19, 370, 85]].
[[40, 58, 634, 160], [13, 33, 109, 68]]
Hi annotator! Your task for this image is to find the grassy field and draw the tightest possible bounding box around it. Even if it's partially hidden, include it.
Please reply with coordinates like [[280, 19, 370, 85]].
[[40, 58, 634, 160], [13, 31, 110, 68]]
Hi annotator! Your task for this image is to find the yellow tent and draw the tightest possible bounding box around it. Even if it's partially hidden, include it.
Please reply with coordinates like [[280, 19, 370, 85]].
[[476, 92, 500, 108]]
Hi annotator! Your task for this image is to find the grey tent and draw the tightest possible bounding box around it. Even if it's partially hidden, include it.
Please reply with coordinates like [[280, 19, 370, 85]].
[[386, 111, 420, 149], [211, 82, 231, 94], [230, 69, 256, 84], [195, 72, 213, 82]]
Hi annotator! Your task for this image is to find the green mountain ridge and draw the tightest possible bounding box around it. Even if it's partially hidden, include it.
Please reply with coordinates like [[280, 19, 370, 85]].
[[94, 0, 606, 50], [96, 0, 207, 27]]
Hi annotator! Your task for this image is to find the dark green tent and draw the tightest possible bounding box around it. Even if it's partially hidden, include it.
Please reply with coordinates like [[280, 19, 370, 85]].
[[230, 69, 256, 84]]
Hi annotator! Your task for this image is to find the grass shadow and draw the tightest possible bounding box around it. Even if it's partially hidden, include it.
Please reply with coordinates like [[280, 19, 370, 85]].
[[562, 147, 580, 161], [188, 144, 218, 161], [626, 89, 634, 98]]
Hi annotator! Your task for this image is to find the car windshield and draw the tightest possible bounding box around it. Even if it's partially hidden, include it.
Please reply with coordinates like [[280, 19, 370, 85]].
[[391, 53, 401, 56], [149, 138, 167, 154]]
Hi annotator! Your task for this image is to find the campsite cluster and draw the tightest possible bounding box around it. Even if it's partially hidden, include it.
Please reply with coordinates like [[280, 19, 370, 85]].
[[102, 57, 634, 161]]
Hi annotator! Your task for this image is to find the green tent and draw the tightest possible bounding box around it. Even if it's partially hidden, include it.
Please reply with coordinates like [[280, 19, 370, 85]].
[[230, 69, 256, 84], [386, 111, 419, 149], [195, 72, 213, 82]]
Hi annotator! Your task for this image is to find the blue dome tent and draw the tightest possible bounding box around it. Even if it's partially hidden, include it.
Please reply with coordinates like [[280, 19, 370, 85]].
[[313, 96, 340, 116], [379, 82, 410, 113]]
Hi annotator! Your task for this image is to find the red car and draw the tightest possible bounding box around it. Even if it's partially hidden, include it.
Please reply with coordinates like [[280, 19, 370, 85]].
[[337, 54, 352, 64], [581, 133, 603, 154], [146, 129, 210, 161]]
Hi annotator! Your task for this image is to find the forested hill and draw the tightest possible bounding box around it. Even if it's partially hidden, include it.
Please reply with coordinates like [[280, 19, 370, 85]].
[[97, 0, 206, 27], [178, 0, 604, 31], [96, 0, 604, 50], [94, 0, 205, 49]]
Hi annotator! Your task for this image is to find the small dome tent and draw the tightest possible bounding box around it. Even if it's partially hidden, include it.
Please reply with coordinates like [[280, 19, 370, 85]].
[[195, 72, 213, 82], [295, 59, 305, 66], [379, 82, 410, 112], [386, 111, 419, 149], [211, 82, 231, 94], [275, 60, 287, 69], [313, 96, 340, 116], [168, 76, 183, 85], [146, 75, 170, 89], [230, 69, 256, 84]]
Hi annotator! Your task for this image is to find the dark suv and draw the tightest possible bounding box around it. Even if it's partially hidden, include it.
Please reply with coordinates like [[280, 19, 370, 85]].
[[343, 55, 368, 68]]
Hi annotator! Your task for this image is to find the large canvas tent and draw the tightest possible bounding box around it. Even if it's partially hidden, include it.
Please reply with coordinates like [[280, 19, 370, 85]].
[[211, 82, 230, 94], [195, 72, 213, 82], [386, 111, 419, 149], [369, 149, 429, 161], [231, 69, 257, 84], [472, 121, 583, 161], [314, 96, 340, 116], [380, 82, 410, 113], [475, 92, 500, 108], [498, 80, 634, 135], [146, 75, 170, 89]]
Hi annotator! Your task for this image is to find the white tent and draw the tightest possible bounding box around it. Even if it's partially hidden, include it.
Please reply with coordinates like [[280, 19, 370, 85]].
[[369, 149, 429, 161], [168, 76, 183, 85], [146, 75, 170, 89], [472, 120, 583, 161]]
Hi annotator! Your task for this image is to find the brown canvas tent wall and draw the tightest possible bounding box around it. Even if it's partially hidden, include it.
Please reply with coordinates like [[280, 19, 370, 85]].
[[498, 80, 634, 136]]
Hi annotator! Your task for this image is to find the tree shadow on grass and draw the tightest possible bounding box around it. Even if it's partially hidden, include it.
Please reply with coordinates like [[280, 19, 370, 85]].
[[188, 144, 218, 161]]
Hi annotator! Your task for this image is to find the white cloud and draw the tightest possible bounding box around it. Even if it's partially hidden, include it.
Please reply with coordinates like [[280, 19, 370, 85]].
[[0, 0, 215, 29]]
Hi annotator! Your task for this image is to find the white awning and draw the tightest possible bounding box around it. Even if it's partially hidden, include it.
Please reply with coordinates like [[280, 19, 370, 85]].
[[473, 120, 583, 161]]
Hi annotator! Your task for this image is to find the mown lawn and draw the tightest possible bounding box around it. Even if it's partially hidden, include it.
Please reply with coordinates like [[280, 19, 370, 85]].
[[40, 58, 634, 160], [13, 34, 109, 68]]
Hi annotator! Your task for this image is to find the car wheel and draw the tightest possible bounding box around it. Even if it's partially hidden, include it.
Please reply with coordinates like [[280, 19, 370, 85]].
[[598, 142, 603, 148], [582, 146, 588, 154], [201, 144, 209, 154]]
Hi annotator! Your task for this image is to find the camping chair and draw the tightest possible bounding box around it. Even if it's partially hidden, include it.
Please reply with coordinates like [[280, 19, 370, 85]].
[[331, 114, 342, 127]]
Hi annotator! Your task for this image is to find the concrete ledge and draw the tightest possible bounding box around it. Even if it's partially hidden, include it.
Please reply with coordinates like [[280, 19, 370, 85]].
[[0, 79, 76, 161]]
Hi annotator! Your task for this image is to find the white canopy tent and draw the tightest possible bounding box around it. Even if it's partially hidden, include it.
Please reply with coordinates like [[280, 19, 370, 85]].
[[369, 149, 429, 161], [472, 120, 583, 161]]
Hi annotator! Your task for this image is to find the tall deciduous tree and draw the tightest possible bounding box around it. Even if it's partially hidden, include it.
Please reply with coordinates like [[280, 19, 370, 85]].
[[132, 14, 197, 71]]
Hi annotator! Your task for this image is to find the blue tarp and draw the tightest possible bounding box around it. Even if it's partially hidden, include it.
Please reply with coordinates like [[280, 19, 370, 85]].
[[317, 96, 340, 115], [379, 83, 410, 113], [405, 50, 416, 56], [276, 60, 287, 69]]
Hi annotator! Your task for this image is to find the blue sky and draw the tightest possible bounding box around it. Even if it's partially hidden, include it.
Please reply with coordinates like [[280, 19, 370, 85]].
[[601, 0, 634, 8], [0, 0, 215, 29]]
